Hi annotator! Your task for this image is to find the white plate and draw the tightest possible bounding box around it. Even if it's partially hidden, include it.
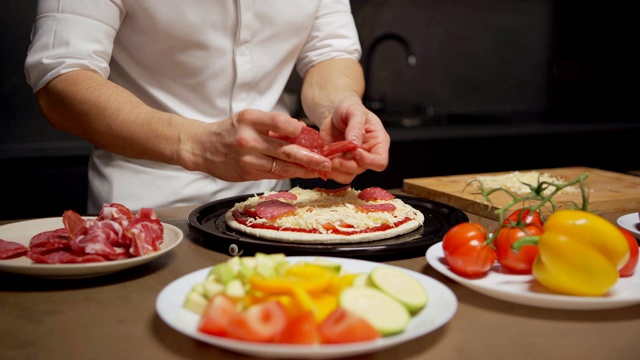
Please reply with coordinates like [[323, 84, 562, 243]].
[[0, 217, 183, 278], [426, 242, 640, 310], [617, 212, 640, 240], [156, 256, 457, 359]]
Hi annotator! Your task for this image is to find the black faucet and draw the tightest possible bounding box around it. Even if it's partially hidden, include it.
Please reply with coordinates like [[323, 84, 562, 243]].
[[362, 33, 417, 114]]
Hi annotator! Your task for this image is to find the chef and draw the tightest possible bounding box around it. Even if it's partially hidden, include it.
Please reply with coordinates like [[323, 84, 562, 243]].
[[24, 0, 390, 213]]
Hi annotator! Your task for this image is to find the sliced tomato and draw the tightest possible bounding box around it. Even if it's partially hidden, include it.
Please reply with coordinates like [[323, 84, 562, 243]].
[[619, 227, 639, 277], [276, 310, 320, 344], [318, 307, 380, 344], [226, 301, 288, 342], [198, 295, 240, 337]]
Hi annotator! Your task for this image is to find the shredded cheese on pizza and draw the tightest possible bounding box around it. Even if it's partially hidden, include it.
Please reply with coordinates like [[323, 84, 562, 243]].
[[472, 171, 580, 195], [230, 187, 423, 234]]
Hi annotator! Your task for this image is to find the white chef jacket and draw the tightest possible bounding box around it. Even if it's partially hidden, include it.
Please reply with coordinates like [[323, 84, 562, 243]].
[[24, 0, 362, 214]]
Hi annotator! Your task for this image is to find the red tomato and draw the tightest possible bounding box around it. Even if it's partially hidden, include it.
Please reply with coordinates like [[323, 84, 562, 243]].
[[619, 227, 639, 277], [198, 295, 239, 337], [226, 301, 288, 342], [276, 311, 320, 345], [494, 223, 542, 274], [442, 222, 496, 277], [503, 208, 543, 228], [318, 308, 380, 344]]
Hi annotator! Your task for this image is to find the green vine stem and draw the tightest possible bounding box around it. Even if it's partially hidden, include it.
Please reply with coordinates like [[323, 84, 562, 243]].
[[469, 171, 591, 245]]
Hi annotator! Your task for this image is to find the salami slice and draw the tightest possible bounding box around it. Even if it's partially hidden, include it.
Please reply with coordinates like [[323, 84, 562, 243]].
[[255, 199, 297, 220], [358, 187, 396, 201], [284, 126, 325, 153], [26, 250, 107, 264], [28, 228, 71, 255], [321, 140, 359, 158], [0, 238, 29, 259]]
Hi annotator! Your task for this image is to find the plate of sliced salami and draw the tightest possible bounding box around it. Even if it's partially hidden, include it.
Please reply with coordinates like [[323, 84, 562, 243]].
[[0, 217, 183, 278]]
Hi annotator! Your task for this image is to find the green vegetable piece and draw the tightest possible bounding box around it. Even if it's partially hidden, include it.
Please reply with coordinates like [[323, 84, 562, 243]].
[[369, 266, 429, 314], [208, 262, 236, 284], [340, 286, 411, 336], [224, 278, 245, 299], [183, 291, 208, 315]]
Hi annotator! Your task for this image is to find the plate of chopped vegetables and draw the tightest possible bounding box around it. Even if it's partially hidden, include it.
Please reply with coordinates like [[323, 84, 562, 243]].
[[156, 255, 457, 359]]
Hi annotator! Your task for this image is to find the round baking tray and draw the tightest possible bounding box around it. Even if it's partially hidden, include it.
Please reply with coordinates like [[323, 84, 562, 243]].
[[187, 194, 468, 261]]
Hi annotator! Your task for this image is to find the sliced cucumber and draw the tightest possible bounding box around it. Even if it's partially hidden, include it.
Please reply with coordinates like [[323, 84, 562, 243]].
[[339, 286, 411, 336], [351, 272, 370, 287], [369, 266, 429, 314]]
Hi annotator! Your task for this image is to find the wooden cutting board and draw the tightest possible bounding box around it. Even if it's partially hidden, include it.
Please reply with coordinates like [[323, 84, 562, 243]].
[[403, 167, 640, 220]]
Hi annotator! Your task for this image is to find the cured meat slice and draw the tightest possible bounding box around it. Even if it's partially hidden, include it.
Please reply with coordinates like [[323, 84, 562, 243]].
[[284, 127, 359, 157], [97, 203, 135, 223], [284, 126, 325, 153], [26, 250, 107, 264], [70, 221, 129, 260], [125, 217, 164, 257], [0, 238, 29, 259], [358, 187, 396, 201], [260, 191, 298, 201], [281, 126, 359, 181], [255, 200, 297, 220], [28, 228, 71, 255], [321, 140, 359, 158]]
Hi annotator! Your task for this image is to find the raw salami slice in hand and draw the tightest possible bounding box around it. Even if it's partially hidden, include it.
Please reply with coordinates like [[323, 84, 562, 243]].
[[281, 126, 359, 180]]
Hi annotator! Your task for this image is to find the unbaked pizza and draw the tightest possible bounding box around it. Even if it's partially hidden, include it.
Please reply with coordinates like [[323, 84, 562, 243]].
[[224, 186, 424, 243]]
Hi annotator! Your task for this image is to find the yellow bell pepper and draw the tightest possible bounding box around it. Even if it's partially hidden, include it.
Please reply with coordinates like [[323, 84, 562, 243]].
[[532, 209, 630, 296], [249, 263, 335, 294]]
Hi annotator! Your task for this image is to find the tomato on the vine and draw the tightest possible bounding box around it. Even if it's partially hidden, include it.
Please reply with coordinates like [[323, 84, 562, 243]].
[[618, 227, 639, 277], [493, 209, 544, 274], [442, 222, 496, 277], [503, 208, 543, 228], [494, 224, 542, 274]]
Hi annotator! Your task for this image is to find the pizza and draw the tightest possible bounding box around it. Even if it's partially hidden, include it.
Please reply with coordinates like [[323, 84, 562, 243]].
[[224, 186, 424, 244]]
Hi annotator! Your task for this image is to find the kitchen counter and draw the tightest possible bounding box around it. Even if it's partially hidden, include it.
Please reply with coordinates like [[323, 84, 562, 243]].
[[1, 201, 639, 360]]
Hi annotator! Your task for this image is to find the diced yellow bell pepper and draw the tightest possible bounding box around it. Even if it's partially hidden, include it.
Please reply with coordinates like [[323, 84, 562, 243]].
[[249, 263, 335, 294]]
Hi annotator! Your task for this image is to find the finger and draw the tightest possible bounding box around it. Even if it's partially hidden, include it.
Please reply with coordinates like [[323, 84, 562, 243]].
[[352, 147, 388, 173], [234, 109, 303, 138]]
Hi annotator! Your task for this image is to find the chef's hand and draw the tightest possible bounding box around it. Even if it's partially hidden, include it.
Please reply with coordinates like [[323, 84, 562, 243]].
[[186, 109, 332, 182], [318, 97, 390, 184]]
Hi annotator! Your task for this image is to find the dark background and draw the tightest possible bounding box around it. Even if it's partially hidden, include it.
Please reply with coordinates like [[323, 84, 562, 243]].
[[1, 1, 637, 220]]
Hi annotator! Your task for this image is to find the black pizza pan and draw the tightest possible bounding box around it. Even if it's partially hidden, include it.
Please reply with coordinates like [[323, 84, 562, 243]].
[[187, 193, 468, 261]]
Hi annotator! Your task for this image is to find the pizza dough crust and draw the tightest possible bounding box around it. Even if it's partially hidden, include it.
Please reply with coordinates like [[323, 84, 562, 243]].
[[224, 211, 423, 244]]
